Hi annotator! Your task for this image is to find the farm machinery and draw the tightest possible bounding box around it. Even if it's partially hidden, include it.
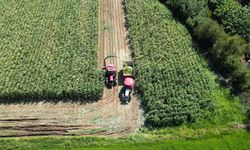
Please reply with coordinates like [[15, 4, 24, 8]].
[[103, 56, 135, 103], [103, 56, 117, 87], [121, 60, 135, 103]]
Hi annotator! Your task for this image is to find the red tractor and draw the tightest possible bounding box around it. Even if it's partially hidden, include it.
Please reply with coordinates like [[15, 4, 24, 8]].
[[103, 56, 117, 88], [121, 60, 135, 103]]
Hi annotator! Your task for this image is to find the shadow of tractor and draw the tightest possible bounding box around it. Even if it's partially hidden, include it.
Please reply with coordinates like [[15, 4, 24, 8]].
[[118, 70, 124, 86]]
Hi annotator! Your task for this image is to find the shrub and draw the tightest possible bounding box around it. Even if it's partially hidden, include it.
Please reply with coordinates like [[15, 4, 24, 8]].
[[164, 0, 210, 20], [192, 17, 225, 48], [210, 0, 250, 42], [164, 0, 250, 91], [192, 17, 250, 90]]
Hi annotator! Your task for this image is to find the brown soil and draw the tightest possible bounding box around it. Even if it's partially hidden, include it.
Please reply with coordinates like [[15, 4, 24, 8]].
[[0, 0, 144, 138]]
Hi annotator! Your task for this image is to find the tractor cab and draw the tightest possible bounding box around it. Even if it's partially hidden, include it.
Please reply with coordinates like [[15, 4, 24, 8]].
[[122, 77, 135, 102], [104, 56, 118, 87]]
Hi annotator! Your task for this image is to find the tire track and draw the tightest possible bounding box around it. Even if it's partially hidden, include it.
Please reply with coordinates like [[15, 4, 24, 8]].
[[97, 0, 144, 133]]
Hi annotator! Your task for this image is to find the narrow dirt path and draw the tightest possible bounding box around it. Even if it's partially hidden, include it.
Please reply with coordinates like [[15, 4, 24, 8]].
[[0, 0, 143, 138]]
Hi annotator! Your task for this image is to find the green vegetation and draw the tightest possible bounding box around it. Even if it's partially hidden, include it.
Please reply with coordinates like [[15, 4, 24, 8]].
[[123, 65, 133, 76], [193, 17, 250, 90], [0, 0, 103, 101], [211, 88, 244, 124], [163, 0, 250, 122], [0, 1, 249, 149], [165, 0, 210, 20], [236, 0, 250, 6], [163, 0, 250, 91], [125, 0, 216, 127], [210, 0, 250, 42], [0, 130, 249, 150]]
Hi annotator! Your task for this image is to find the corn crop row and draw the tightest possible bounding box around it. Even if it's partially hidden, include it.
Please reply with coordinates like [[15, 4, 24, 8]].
[[0, 0, 103, 101], [124, 0, 215, 127]]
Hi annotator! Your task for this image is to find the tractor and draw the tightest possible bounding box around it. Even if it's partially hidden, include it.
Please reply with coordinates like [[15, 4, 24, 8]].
[[103, 56, 117, 88], [121, 60, 135, 103]]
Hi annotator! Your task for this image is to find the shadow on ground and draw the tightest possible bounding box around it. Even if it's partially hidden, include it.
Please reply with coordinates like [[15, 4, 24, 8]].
[[0, 92, 101, 105], [118, 70, 124, 86]]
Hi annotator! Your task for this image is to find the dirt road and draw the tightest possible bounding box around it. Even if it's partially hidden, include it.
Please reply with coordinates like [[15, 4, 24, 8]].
[[97, 0, 144, 135], [0, 0, 143, 137]]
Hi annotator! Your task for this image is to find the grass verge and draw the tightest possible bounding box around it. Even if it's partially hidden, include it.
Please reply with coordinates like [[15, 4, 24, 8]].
[[0, 130, 249, 150]]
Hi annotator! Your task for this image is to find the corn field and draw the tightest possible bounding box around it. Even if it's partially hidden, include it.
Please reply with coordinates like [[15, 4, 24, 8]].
[[124, 0, 215, 127], [0, 0, 103, 101]]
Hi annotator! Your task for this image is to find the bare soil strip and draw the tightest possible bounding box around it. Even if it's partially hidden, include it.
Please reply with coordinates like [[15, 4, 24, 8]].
[[97, 0, 144, 135], [0, 0, 143, 138]]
